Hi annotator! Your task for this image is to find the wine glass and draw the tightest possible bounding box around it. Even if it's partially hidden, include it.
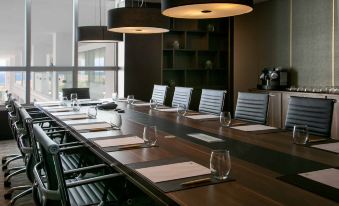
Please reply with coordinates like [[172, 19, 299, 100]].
[[149, 99, 158, 110], [127, 95, 135, 104], [293, 125, 309, 145], [61, 97, 68, 106], [112, 92, 118, 102], [72, 100, 81, 112], [143, 125, 158, 146], [87, 106, 97, 119], [220, 112, 231, 127], [210, 150, 231, 180], [111, 112, 122, 129], [177, 104, 187, 117], [70, 93, 77, 102]]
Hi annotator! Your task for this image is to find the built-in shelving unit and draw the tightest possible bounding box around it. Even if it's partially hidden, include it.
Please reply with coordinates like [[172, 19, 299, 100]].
[[161, 18, 233, 110]]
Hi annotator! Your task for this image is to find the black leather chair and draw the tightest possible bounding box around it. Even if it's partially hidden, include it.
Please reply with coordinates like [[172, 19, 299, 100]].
[[32, 125, 122, 206], [285, 96, 335, 137], [151, 84, 168, 105], [234, 92, 269, 124], [62, 88, 90, 100], [199, 89, 227, 115]]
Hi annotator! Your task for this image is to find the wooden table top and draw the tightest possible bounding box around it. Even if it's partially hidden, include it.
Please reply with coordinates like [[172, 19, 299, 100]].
[[38, 102, 339, 206]]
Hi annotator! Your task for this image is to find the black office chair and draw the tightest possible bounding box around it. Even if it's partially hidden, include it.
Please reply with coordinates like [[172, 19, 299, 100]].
[[62, 88, 90, 100], [32, 125, 123, 206], [234, 92, 269, 124], [151, 84, 168, 105], [285, 96, 335, 137], [198, 89, 227, 115]]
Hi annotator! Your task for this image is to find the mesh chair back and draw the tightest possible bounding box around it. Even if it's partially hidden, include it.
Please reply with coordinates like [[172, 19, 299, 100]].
[[62, 88, 90, 100], [171, 87, 193, 108], [199, 89, 226, 115], [151, 85, 167, 105], [234, 92, 269, 124], [285, 96, 335, 137]]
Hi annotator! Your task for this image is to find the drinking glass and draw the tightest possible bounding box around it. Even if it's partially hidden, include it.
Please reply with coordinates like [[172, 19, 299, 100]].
[[112, 92, 118, 102], [143, 125, 158, 146], [149, 99, 158, 110], [72, 100, 81, 112], [127, 95, 135, 104], [111, 112, 122, 129], [61, 97, 68, 106], [70, 93, 78, 102], [210, 150, 231, 180], [293, 125, 309, 145], [220, 112, 231, 127], [87, 106, 97, 119], [177, 104, 187, 117]]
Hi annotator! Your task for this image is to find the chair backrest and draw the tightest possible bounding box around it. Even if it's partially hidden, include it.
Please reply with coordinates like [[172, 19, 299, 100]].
[[151, 85, 168, 105], [33, 125, 67, 206], [62, 88, 90, 100], [171, 87, 193, 108], [234, 92, 269, 124], [199, 89, 227, 115], [285, 96, 335, 137]]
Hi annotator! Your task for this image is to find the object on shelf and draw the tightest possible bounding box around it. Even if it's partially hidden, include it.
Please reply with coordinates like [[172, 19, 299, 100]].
[[204, 60, 213, 70], [257, 67, 290, 90], [172, 40, 180, 49]]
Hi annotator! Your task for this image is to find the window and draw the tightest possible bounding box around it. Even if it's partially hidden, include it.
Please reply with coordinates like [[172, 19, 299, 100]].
[[0, 71, 26, 104]]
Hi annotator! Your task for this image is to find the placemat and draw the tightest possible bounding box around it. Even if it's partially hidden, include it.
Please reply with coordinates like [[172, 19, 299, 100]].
[[127, 157, 234, 193], [58, 114, 88, 120], [72, 122, 112, 131]]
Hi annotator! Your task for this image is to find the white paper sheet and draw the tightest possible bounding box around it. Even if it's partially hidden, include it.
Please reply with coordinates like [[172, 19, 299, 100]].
[[51, 111, 83, 116], [58, 114, 88, 120], [46, 108, 73, 112], [35, 101, 61, 107], [187, 133, 224, 143], [132, 103, 151, 106], [72, 122, 112, 131], [94, 136, 144, 147], [80, 131, 121, 139], [299, 168, 339, 189], [231, 125, 277, 131], [155, 108, 178, 112], [185, 114, 219, 120], [136, 161, 210, 183], [311, 142, 339, 153], [63, 119, 104, 125]]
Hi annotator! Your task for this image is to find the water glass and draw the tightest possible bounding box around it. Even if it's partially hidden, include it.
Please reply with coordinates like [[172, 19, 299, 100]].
[[220, 112, 231, 127], [111, 112, 122, 129], [293, 125, 309, 145], [143, 125, 158, 146], [177, 104, 187, 117], [61, 97, 68, 106], [72, 100, 81, 112], [112, 92, 118, 102], [210, 150, 231, 180], [87, 106, 97, 119], [127, 95, 135, 104], [70, 93, 78, 102], [149, 99, 158, 110]]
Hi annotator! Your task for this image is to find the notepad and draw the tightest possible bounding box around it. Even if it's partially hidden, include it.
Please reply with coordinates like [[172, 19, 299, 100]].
[[187, 133, 224, 143], [35, 101, 61, 107], [135, 161, 210, 183], [81, 131, 121, 139], [46, 108, 73, 112], [299, 168, 339, 189], [156, 108, 178, 112], [231, 125, 277, 131], [52, 111, 83, 116], [94, 136, 144, 148], [185, 114, 219, 120], [132, 103, 151, 106], [311, 142, 339, 153], [58, 114, 88, 120], [63, 119, 104, 125], [72, 123, 112, 131]]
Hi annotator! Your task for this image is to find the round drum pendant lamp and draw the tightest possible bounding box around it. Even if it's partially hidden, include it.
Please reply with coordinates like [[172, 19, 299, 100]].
[[78, 26, 123, 43], [107, 8, 170, 34], [161, 0, 254, 19]]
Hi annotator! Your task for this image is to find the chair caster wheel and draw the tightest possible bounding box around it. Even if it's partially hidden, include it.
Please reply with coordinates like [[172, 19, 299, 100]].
[[2, 159, 6, 164], [2, 165, 7, 171], [4, 192, 12, 200], [4, 171, 10, 177], [4, 181, 11, 187]]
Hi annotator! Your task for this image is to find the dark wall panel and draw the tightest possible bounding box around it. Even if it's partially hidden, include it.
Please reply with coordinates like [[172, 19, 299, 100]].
[[124, 34, 162, 101]]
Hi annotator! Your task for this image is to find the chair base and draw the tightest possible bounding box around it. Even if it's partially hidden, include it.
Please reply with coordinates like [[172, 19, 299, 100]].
[[4, 185, 31, 199], [8, 187, 33, 206]]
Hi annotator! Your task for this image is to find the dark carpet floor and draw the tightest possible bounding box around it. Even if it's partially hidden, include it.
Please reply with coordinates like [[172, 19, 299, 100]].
[[0, 139, 35, 206]]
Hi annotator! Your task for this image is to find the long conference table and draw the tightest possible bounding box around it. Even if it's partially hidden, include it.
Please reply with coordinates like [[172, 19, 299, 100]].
[[35, 99, 339, 206]]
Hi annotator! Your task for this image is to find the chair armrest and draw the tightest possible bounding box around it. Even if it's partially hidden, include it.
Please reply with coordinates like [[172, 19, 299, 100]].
[[33, 162, 61, 200], [45, 130, 68, 135], [18, 134, 33, 154], [59, 142, 83, 147], [66, 173, 123, 188], [59, 145, 86, 152]]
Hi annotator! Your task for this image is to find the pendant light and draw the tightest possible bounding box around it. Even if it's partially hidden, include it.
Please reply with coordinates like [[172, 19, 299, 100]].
[[78, 0, 123, 42], [161, 0, 254, 19], [107, 0, 169, 34]]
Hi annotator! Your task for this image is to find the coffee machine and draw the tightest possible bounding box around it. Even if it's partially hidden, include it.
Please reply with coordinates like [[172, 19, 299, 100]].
[[257, 67, 290, 90]]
